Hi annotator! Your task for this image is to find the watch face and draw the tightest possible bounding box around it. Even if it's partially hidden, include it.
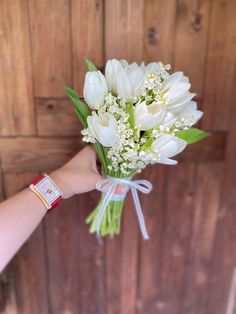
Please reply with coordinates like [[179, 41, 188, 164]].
[[36, 177, 61, 204]]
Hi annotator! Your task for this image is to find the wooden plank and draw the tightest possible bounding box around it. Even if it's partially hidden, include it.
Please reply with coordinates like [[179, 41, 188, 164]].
[[157, 163, 196, 314], [143, 0, 177, 63], [2, 173, 49, 314], [105, 236, 122, 314], [29, 0, 71, 97], [206, 68, 236, 314], [77, 192, 106, 314], [0, 132, 226, 173], [174, 0, 212, 95], [0, 137, 80, 173], [105, 2, 144, 313], [105, 0, 144, 62], [45, 191, 105, 313], [180, 162, 222, 314], [177, 131, 226, 163], [36, 98, 82, 136], [0, 0, 35, 136], [201, 0, 236, 131], [137, 166, 167, 314], [71, 0, 104, 94]]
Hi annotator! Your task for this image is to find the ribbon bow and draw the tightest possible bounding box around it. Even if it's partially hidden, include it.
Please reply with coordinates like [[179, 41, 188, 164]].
[[96, 177, 153, 240]]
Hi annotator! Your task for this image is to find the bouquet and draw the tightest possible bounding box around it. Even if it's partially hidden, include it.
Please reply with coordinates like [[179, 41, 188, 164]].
[[65, 59, 208, 239]]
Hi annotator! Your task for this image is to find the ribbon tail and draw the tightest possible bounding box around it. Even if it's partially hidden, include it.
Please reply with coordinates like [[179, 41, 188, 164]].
[[131, 186, 149, 240], [96, 183, 116, 239]]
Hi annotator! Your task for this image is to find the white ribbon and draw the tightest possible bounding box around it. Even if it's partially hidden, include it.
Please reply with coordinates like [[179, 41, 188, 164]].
[[96, 177, 153, 240]]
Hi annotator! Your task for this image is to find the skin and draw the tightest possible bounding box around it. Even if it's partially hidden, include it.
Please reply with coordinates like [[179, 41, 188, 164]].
[[0, 145, 102, 273]]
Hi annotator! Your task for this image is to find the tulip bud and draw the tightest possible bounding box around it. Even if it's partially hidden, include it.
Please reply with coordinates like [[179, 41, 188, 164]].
[[87, 112, 117, 147], [134, 101, 165, 131], [83, 71, 108, 109], [105, 59, 145, 101], [151, 134, 187, 165]]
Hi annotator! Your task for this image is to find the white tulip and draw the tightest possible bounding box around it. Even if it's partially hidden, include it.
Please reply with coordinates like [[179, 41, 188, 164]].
[[161, 72, 195, 114], [105, 59, 145, 101], [83, 71, 108, 109], [87, 112, 117, 147], [151, 134, 187, 165], [134, 101, 166, 131], [176, 101, 203, 127], [161, 112, 177, 129]]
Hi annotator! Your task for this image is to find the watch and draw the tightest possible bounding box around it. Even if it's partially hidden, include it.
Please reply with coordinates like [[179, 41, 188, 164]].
[[29, 174, 63, 210]]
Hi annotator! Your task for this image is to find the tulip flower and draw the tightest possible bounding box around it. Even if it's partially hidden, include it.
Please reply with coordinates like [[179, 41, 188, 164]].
[[105, 59, 145, 101], [151, 134, 187, 165], [134, 101, 166, 131], [83, 70, 108, 109], [176, 101, 203, 127], [161, 72, 195, 114], [87, 112, 117, 147]]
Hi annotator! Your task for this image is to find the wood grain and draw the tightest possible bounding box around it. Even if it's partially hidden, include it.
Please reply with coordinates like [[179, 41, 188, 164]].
[[29, 0, 71, 97], [105, 0, 144, 62], [0, 0, 35, 136], [174, 0, 212, 95], [0, 132, 226, 173], [206, 60, 236, 314], [71, 0, 104, 94], [137, 166, 167, 314], [45, 192, 105, 313], [180, 162, 222, 314], [0, 137, 81, 173], [36, 98, 82, 136], [143, 0, 177, 63], [158, 163, 196, 314], [201, 0, 236, 131]]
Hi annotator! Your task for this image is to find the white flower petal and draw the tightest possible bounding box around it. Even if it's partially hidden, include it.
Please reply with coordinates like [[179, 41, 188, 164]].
[[167, 82, 191, 103], [167, 93, 195, 113], [161, 72, 185, 90]]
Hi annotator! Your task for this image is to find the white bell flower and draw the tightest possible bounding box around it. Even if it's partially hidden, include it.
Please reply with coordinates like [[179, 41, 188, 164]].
[[83, 70, 108, 109], [134, 101, 166, 131], [87, 112, 117, 147], [151, 134, 187, 165]]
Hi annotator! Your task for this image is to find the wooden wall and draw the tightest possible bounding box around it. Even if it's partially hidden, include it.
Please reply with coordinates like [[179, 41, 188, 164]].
[[0, 0, 235, 313]]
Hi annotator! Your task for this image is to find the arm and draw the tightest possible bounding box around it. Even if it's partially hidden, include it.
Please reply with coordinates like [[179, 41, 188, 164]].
[[0, 146, 101, 272]]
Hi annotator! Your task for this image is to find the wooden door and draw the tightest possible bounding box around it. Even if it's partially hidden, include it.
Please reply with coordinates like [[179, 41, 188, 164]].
[[0, 1, 235, 313]]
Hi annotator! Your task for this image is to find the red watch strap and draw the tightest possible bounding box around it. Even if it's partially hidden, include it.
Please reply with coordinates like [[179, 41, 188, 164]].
[[31, 174, 45, 185], [31, 174, 62, 210]]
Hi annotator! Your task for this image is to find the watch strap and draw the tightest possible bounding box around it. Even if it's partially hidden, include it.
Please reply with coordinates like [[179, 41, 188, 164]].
[[29, 174, 63, 210]]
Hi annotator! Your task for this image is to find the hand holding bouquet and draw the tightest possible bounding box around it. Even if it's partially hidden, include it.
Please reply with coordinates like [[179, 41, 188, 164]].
[[65, 59, 208, 239]]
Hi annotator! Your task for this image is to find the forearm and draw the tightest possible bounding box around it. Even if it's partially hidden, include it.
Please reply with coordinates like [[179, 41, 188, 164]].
[[0, 188, 47, 272], [0, 146, 101, 273]]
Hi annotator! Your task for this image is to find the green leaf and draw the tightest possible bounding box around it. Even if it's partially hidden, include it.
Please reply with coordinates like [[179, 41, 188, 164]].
[[84, 58, 97, 72], [141, 137, 154, 150], [64, 86, 90, 127], [127, 102, 135, 128], [94, 141, 108, 171], [175, 128, 210, 144]]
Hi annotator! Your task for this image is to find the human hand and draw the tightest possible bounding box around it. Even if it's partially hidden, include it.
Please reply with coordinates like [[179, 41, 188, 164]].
[[50, 145, 102, 198]]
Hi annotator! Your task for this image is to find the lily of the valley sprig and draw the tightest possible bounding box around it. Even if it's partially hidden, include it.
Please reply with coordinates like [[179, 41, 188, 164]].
[[65, 58, 208, 237]]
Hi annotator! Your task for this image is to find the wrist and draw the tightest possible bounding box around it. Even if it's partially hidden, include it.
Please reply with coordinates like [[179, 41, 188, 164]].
[[49, 169, 71, 199]]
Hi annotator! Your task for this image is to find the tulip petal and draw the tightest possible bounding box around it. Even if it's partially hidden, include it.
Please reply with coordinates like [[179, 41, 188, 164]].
[[167, 82, 191, 103], [177, 101, 203, 126]]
